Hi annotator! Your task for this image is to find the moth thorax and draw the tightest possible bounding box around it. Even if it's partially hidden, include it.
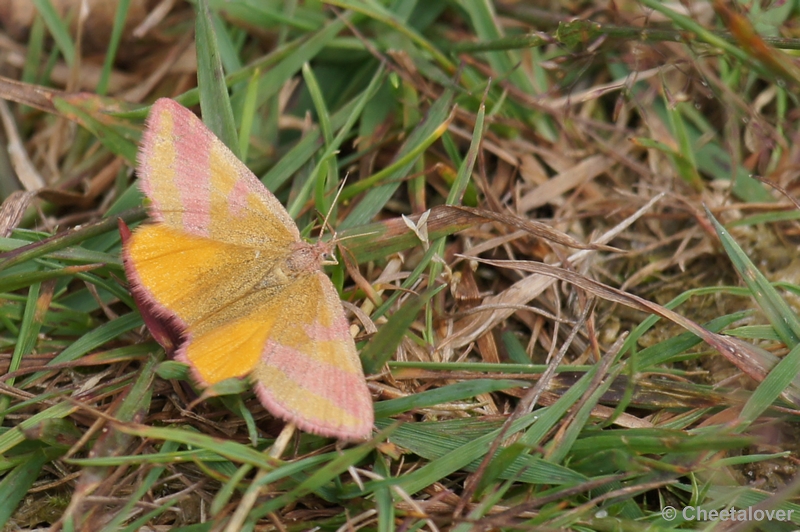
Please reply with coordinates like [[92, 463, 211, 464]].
[[287, 241, 328, 272]]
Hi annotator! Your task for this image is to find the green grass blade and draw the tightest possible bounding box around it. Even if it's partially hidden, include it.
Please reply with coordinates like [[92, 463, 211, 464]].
[[22, 312, 143, 386], [21, 15, 46, 86], [247, 437, 383, 521], [195, 0, 239, 155], [96, 0, 131, 95], [706, 207, 800, 347], [374, 379, 528, 418], [238, 69, 260, 161], [740, 343, 800, 425], [361, 285, 445, 374], [324, 0, 454, 70], [458, 0, 534, 93], [0, 449, 50, 528], [341, 90, 454, 228], [358, 413, 540, 497], [32, 0, 75, 66], [0, 402, 77, 455], [52, 97, 139, 164]]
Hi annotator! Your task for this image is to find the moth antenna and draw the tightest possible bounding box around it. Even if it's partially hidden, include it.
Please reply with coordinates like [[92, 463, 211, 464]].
[[751, 175, 800, 211], [334, 230, 379, 244], [319, 175, 349, 242]]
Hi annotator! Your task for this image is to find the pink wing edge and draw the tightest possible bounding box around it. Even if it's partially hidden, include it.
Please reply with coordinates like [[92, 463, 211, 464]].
[[119, 219, 189, 362], [136, 98, 183, 223], [137, 98, 294, 237], [137, 98, 217, 227], [252, 276, 374, 442], [253, 379, 374, 442]]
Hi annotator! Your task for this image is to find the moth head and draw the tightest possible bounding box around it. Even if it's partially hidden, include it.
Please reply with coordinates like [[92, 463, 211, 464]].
[[317, 240, 338, 267], [287, 241, 337, 271]]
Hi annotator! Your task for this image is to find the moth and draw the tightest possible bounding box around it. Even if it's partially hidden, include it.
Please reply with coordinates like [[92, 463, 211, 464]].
[[121, 99, 373, 441]]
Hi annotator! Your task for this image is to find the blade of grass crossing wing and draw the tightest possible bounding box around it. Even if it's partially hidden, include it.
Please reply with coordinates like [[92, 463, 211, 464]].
[[196, 0, 239, 155], [705, 207, 800, 347]]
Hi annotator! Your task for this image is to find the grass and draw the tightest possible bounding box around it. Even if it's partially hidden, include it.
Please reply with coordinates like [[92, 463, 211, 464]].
[[1, 0, 800, 530]]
